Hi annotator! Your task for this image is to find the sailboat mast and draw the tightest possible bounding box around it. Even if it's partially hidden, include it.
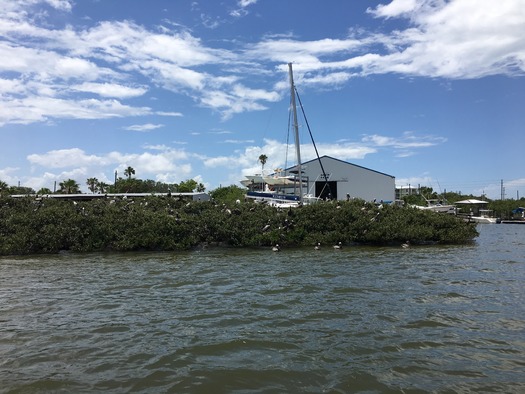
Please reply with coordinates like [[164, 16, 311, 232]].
[[288, 62, 303, 202]]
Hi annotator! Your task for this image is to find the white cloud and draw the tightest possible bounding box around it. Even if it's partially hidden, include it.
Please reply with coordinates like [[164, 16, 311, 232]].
[[239, 0, 258, 7], [123, 123, 164, 132], [200, 84, 281, 119], [3, 0, 522, 127], [246, 38, 363, 65], [203, 138, 377, 175], [21, 145, 195, 191], [246, 1, 525, 82], [224, 139, 255, 144], [0, 96, 151, 126], [0, 167, 20, 187], [43, 0, 73, 12], [27, 148, 109, 168], [367, 0, 419, 19], [361, 132, 447, 149], [156, 111, 183, 117], [71, 82, 147, 98], [230, 0, 258, 18], [365, 0, 525, 79]]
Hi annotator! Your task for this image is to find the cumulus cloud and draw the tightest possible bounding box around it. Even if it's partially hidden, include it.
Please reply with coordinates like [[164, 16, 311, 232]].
[[248, 1, 525, 81], [22, 145, 195, 190], [2, 0, 525, 195], [27, 148, 109, 168], [365, 0, 525, 79], [2, 0, 523, 126]]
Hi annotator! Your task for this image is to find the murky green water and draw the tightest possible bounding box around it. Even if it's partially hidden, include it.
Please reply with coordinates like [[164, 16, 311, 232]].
[[1, 224, 524, 393]]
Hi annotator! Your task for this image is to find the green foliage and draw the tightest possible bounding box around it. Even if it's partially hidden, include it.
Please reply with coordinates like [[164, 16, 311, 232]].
[[37, 188, 53, 195], [488, 198, 525, 219], [178, 179, 205, 193], [111, 178, 153, 193], [109, 178, 204, 194], [59, 179, 80, 194], [209, 185, 246, 204], [0, 196, 479, 256], [2, 186, 36, 195], [0, 180, 9, 195]]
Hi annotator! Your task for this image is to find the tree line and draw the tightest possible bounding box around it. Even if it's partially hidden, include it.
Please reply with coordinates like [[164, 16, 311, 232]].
[[0, 166, 206, 196], [402, 186, 525, 220], [1, 175, 523, 220]]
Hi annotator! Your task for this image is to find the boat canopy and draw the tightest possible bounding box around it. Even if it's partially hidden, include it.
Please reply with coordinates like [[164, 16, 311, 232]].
[[455, 199, 489, 204]]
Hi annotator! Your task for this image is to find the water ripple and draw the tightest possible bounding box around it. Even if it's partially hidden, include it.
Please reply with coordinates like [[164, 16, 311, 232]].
[[1, 225, 524, 393]]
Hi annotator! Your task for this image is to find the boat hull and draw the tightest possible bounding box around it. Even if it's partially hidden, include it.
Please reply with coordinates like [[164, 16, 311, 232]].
[[468, 216, 500, 224]]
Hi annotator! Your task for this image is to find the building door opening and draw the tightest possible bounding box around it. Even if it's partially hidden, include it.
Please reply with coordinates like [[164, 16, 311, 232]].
[[316, 181, 337, 200]]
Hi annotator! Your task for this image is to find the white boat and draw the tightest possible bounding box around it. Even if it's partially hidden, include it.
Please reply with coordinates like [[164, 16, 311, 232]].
[[243, 63, 326, 207], [263, 169, 303, 186], [455, 200, 500, 224], [240, 174, 264, 188], [468, 210, 500, 224], [411, 199, 456, 214]]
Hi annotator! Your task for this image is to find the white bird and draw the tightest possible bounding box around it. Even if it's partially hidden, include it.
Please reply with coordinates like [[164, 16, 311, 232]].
[[402, 241, 410, 249], [333, 242, 342, 250], [314, 242, 321, 250], [272, 244, 280, 252]]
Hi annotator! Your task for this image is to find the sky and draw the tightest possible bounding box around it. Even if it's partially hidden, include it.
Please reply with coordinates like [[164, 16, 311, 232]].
[[1, 0, 524, 199]]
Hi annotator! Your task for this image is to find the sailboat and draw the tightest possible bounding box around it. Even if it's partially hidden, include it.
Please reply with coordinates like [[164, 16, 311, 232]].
[[242, 63, 319, 207]]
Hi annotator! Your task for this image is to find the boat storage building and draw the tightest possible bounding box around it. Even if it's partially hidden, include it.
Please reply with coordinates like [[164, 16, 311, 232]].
[[297, 155, 395, 202]]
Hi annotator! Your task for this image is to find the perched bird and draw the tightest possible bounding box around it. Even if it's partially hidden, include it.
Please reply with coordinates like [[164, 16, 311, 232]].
[[272, 244, 281, 252], [333, 242, 342, 250], [314, 242, 321, 250], [402, 241, 410, 249]]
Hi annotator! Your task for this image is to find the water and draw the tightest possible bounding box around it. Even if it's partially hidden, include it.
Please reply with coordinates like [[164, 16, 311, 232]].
[[1, 224, 524, 393]]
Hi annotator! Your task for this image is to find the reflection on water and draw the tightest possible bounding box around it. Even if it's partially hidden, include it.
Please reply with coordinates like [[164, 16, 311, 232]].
[[1, 224, 524, 393]]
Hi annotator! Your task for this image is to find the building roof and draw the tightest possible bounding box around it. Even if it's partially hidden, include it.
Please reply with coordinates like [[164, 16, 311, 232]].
[[300, 155, 395, 179]]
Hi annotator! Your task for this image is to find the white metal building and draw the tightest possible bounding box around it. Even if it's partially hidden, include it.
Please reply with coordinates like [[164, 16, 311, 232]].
[[299, 156, 395, 202]]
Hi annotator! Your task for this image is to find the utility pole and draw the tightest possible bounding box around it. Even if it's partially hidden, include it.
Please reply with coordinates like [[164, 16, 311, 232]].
[[501, 179, 505, 200]]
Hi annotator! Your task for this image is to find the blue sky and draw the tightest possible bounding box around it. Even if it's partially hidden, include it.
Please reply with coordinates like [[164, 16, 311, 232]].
[[1, 0, 524, 199]]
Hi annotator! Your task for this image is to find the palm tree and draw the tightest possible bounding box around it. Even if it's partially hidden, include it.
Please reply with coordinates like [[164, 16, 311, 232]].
[[258, 154, 268, 174], [124, 166, 135, 180], [258, 154, 268, 190], [98, 181, 109, 194], [36, 187, 52, 195], [59, 179, 80, 194], [0, 180, 8, 195], [86, 177, 98, 193]]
